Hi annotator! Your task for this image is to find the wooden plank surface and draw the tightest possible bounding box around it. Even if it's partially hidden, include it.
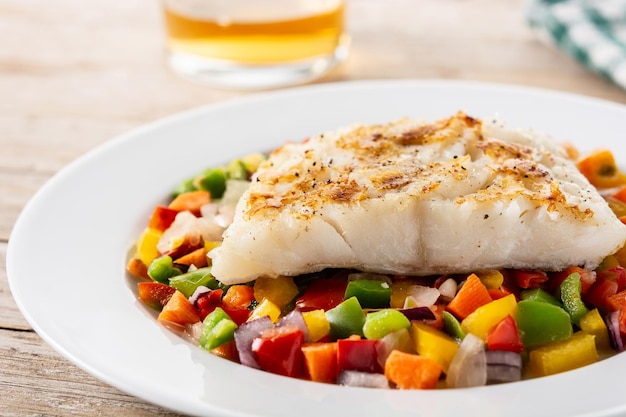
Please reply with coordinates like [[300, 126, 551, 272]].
[[2, 0, 626, 415]]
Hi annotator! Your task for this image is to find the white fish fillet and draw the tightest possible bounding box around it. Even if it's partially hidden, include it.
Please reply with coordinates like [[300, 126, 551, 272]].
[[210, 112, 626, 284]]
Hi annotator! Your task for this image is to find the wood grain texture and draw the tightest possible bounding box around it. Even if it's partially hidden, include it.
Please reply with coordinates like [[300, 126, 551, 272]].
[[2, 0, 626, 415]]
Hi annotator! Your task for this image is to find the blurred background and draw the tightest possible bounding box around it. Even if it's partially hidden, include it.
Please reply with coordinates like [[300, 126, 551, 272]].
[[2, 0, 626, 415]]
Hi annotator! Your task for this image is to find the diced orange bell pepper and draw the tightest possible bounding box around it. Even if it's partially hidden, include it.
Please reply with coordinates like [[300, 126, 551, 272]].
[[577, 149, 626, 189], [302, 342, 338, 383]]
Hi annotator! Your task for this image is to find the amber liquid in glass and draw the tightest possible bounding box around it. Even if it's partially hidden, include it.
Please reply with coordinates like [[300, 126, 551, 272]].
[[164, 2, 345, 64]]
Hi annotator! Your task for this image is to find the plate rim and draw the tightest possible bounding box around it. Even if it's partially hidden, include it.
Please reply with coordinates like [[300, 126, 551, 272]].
[[7, 78, 626, 417]]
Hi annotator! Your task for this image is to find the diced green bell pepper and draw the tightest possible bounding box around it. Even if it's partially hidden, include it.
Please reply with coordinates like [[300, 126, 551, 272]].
[[326, 296, 365, 339], [559, 272, 590, 326], [520, 288, 562, 307], [196, 167, 227, 199], [226, 159, 248, 181], [515, 300, 572, 348], [344, 279, 392, 309], [199, 307, 238, 351], [168, 267, 218, 297], [442, 310, 466, 341], [171, 178, 197, 198], [147, 255, 182, 284], [363, 309, 410, 340]]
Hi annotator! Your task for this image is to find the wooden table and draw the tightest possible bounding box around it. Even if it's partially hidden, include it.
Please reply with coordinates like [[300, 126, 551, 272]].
[[2, 0, 626, 415]]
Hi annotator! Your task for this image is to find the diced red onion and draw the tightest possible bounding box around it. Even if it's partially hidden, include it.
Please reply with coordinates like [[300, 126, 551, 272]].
[[189, 285, 212, 306], [438, 278, 458, 301], [234, 316, 273, 368], [486, 364, 522, 384], [184, 322, 203, 344], [607, 311, 624, 352], [485, 350, 523, 368], [276, 310, 310, 342], [375, 328, 414, 368], [446, 333, 487, 388], [399, 306, 436, 321], [404, 285, 440, 308], [337, 371, 390, 389], [485, 350, 522, 384]]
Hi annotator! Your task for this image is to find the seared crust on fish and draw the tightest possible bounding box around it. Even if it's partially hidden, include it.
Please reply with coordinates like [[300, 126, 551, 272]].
[[210, 112, 626, 284]]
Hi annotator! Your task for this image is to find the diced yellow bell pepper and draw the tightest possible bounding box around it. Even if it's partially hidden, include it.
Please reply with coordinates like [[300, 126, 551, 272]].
[[390, 281, 414, 309], [528, 331, 598, 377], [135, 227, 162, 266], [248, 298, 281, 323], [203, 241, 221, 266], [579, 309, 611, 351], [302, 309, 330, 342], [204, 240, 221, 252], [461, 294, 517, 341], [475, 270, 504, 290], [253, 276, 299, 309], [411, 322, 459, 373], [613, 245, 626, 269]]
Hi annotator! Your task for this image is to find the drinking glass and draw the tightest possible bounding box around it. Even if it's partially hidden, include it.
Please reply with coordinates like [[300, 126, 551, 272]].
[[161, 0, 350, 89]]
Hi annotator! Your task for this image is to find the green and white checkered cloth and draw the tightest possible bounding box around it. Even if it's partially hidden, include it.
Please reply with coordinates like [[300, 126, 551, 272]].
[[527, 0, 626, 90]]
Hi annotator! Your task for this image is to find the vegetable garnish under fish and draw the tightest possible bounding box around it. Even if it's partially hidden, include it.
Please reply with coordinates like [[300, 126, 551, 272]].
[[209, 112, 626, 285]]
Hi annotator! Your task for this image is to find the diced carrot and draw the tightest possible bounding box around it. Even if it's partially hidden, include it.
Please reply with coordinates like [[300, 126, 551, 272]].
[[138, 281, 176, 310], [211, 340, 240, 363], [302, 342, 338, 383], [168, 190, 211, 216], [222, 285, 255, 325], [222, 285, 255, 310], [576, 149, 626, 189], [384, 350, 442, 389], [446, 273, 492, 320], [148, 205, 179, 232], [174, 247, 208, 268], [126, 257, 150, 280], [158, 290, 202, 327]]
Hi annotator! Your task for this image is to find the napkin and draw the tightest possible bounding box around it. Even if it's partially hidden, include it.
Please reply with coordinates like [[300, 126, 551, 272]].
[[527, 0, 626, 90]]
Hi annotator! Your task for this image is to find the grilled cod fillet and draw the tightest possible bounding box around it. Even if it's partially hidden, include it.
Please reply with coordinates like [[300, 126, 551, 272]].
[[210, 112, 626, 284]]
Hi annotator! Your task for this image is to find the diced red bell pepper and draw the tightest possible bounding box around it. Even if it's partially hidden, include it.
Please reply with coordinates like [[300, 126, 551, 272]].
[[488, 286, 514, 301], [137, 281, 176, 310], [486, 314, 524, 353], [337, 337, 382, 374], [512, 270, 548, 289], [295, 278, 348, 312], [599, 267, 626, 292], [148, 205, 179, 232], [584, 276, 619, 313], [251, 325, 305, 377], [196, 289, 223, 320]]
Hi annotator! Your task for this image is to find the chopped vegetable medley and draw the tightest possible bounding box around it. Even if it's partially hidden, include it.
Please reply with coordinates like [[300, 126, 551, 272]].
[[127, 148, 626, 389]]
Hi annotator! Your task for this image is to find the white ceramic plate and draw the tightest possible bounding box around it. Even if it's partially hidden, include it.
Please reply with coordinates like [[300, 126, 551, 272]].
[[7, 80, 626, 417]]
